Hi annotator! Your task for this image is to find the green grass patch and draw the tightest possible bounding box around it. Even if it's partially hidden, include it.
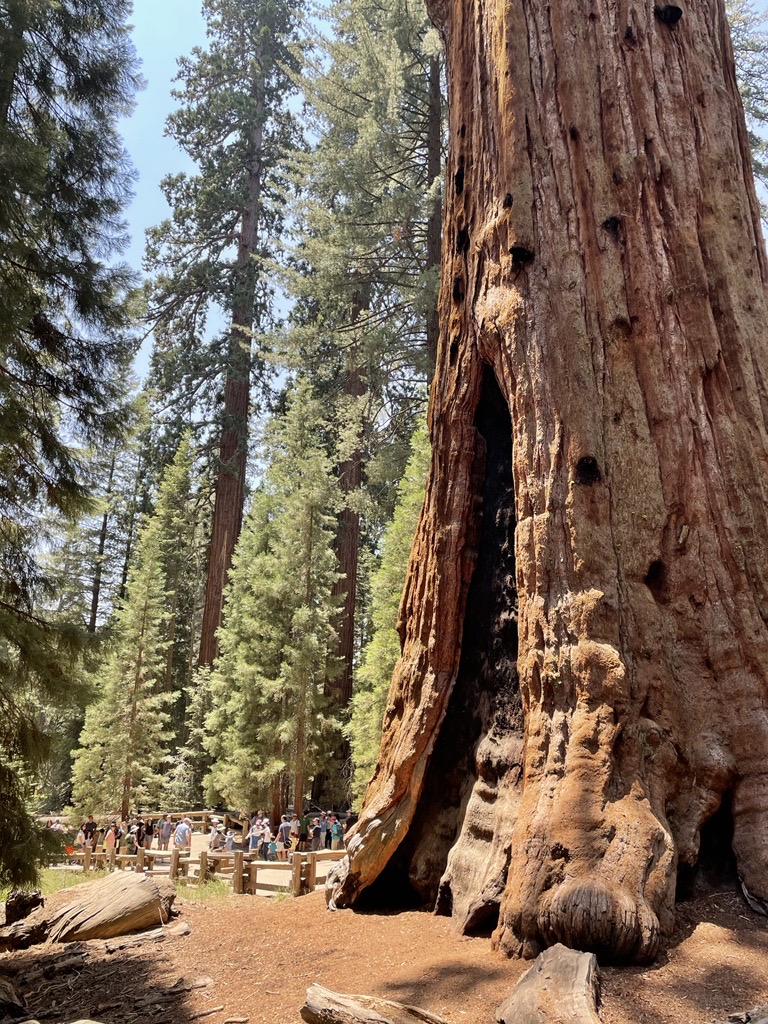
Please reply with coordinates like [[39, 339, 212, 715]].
[[174, 877, 232, 903]]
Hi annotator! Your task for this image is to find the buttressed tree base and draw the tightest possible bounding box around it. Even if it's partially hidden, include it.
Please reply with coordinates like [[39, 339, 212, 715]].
[[328, 0, 768, 964]]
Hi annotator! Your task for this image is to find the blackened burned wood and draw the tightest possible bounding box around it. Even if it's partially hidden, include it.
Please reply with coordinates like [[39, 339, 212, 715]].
[[496, 945, 602, 1024], [301, 984, 449, 1024], [5, 889, 44, 925], [0, 975, 26, 1019]]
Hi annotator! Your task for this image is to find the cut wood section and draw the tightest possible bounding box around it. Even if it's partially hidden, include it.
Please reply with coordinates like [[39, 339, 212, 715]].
[[0, 872, 175, 950], [496, 944, 602, 1024], [301, 984, 449, 1024]]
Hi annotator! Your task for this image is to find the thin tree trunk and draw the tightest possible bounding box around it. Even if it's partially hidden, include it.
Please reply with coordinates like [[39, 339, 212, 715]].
[[424, 54, 442, 373], [294, 508, 313, 818], [122, 599, 149, 820], [198, 79, 264, 667], [0, 2, 25, 128], [329, 0, 768, 967], [89, 454, 116, 633]]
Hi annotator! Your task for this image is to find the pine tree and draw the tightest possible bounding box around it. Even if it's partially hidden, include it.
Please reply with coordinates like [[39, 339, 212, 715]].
[[347, 422, 429, 803], [205, 381, 342, 817], [0, 0, 140, 883], [727, 0, 768, 205], [144, 0, 303, 666]]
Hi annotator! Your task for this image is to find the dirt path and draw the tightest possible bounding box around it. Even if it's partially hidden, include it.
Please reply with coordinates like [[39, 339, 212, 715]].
[[2, 887, 767, 1023]]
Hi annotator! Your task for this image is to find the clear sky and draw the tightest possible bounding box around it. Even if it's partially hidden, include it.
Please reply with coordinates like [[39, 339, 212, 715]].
[[120, 1, 208, 277]]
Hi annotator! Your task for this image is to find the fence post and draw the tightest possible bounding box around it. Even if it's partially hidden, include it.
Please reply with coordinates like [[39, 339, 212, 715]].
[[170, 848, 179, 879], [199, 850, 208, 883], [248, 862, 258, 895], [307, 852, 317, 891], [292, 854, 303, 896], [233, 851, 244, 894], [136, 847, 145, 873], [83, 847, 91, 873]]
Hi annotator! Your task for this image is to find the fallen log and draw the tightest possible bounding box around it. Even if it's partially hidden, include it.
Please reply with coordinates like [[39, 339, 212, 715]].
[[301, 984, 448, 1024], [0, 872, 175, 950], [0, 975, 26, 1018], [726, 1005, 768, 1024], [5, 889, 44, 925], [495, 944, 602, 1024]]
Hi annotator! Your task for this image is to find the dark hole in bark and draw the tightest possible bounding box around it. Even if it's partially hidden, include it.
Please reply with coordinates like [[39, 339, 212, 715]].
[[603, 216, 622, 240], [676, 792, 738, 900], [570, 125, 580, 142], [369, 366, 520, 930], [574, 456, 601, 485], [654, 4, 683, 25], [457, 227, 470, 255], [645, 559, 666, 599], [459, 123, 466, 138], [503, 192, 513, 208], [624, 24, 635, 42], [455, 159, 465, 195], [509, 246, 534, 266], [551, 843, 570, 862], [449, 339, 459, 364], [452, 277, 464, 303]]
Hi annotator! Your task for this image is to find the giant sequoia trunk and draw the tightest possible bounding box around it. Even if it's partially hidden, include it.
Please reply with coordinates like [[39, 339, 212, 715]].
[[328, 0, 768, 965]]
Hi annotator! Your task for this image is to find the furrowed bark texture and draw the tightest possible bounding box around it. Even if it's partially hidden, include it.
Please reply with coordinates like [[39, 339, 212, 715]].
[[328, 0, 768, 964]]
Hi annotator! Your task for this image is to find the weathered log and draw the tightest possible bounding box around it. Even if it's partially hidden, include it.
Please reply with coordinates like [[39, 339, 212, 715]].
[[0, 975, 26, 1018], [496, 945, 601, 1024], [5, 889, 44, 925], [301, 983, 449, 1024], [726, 1005, 768, 1024], [0, 872, 175, 950]]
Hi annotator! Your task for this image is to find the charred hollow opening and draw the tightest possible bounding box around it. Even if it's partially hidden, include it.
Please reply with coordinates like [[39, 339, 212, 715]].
[[366, 366, 520, 925], [676, 792, 738, 900]]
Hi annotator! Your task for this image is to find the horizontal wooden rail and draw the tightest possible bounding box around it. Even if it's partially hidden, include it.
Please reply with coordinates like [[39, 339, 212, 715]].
[[56, 844, 345, 899]]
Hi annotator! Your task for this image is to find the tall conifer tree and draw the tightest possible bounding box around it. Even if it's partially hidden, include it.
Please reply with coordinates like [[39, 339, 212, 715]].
[[205, 380, 342, 818], [0, 0, 139, 882], [145, 0, 302, 666]]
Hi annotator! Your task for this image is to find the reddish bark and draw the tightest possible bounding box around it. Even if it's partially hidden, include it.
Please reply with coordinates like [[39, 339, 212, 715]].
[[198, 98, 263, 667], [328, 0, 768, 965]]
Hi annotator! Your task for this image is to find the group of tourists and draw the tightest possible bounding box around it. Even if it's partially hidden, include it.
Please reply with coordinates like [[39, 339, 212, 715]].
[[72, 813, 194, 854], [216, 810, 351, 861], [70, 807, 356, 861]]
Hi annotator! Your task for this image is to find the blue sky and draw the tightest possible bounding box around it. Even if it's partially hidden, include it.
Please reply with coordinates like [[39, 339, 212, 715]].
[[120, 1, 208, 276]]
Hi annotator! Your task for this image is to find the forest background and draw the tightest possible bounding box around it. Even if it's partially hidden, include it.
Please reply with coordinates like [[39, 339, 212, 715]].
[[2, 0, 767, 886]]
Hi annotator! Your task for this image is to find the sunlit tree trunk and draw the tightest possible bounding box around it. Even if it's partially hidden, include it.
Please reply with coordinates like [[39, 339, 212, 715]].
[[329, 0, 768, 965]]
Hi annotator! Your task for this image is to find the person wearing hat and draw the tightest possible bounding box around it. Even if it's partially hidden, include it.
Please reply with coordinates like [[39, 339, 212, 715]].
[[224, 829, 235, 852], [208, 821, 222, 850]]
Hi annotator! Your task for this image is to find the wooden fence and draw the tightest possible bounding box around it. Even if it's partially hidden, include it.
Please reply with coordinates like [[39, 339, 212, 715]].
[[62, 845, 345, 898]]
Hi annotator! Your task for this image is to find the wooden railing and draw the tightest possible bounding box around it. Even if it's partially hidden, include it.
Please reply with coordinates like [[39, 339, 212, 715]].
[[60, 845, 345, 897]]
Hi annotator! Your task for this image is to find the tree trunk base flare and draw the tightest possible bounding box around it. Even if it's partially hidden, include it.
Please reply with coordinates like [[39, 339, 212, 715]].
[[0, 873, 176, 950], [328, 0, 768, 966], [496, 944, 602, 1024], [300, 983, 448, 1024]]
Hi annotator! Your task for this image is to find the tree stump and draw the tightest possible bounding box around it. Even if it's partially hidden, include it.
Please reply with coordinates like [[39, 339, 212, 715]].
[[0, 872, 176, 950], [301, 984, 449, 1024], [496, 945, 601, 1024]]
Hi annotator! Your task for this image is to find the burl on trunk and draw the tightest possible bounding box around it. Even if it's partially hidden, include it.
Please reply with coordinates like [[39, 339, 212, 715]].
[[328, 0, 768, 964]]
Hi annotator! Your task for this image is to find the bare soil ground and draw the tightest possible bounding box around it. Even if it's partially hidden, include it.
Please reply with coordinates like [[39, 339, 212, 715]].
[[2, 886, 767, 1024]]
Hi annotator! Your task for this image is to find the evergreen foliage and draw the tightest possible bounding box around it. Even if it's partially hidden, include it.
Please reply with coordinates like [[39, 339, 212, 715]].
[[205, 381, 343, 813], [68, 440, 207, 817], [728, 0, 768, 202], [347, 422, 429, 803], [0, 0, 140, 882]]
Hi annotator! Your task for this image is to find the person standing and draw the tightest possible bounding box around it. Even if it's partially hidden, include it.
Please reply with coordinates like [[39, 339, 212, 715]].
[[289, 812, 301, 850], [174, 817, 192, 850], [310, 818, 322, 852], [276, 815, 291, 860], [260, 820, 272, 861], [330, 816, 344, 851], [159, 815, 173, 850], [81, 814, 98, 848]]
